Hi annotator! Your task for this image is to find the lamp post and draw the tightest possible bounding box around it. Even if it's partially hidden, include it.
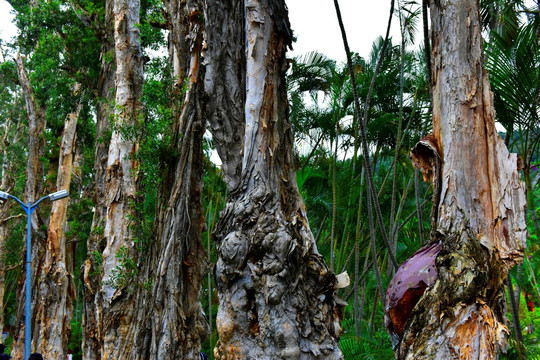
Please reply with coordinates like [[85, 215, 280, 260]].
[[0, 189, 68, 360]]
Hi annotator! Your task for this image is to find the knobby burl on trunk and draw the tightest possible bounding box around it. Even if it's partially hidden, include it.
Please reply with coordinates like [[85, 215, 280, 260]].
[[386, 0, 527, 359]]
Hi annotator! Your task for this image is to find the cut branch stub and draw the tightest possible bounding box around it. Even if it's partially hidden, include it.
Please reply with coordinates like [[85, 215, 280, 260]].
[[384, 241, 442, 348], [411, 134, 440, 184]]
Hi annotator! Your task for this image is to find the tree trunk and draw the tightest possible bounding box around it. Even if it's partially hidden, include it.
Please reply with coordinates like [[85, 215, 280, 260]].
[[81, 1, 116, 357], [97, 0, 143, 357], [11, 53, 47, 359], [397, 0, 528, 358], [203, 0, 246, 190], [209, 1, 344, 359], [127, 0, 208, 358], [33, 101, 80, 359]]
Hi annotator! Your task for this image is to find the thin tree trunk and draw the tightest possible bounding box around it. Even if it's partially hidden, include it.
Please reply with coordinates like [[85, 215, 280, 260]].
[[367, 181, 385, 305], [354, 166, 366, 337], [81, 1, 116, 357], [210, 1, 344, 358], [388, 15, 407, 277], [333, 0, 398, 270], [506, 274, 523, 343], [422, 0, 432, 92], [356, 241, 370, 337], [11, 53, 47, 359], [368, 289, 379, 333], [34, 101, 80, 359], [397, 0, 528, 358], [414, 168, 426, 244], [331, 133, 338, 271]]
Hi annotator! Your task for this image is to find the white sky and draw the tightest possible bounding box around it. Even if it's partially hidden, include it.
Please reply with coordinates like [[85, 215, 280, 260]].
[[0, 1, 17, 44], [288, 0, 401, 61], [0, 0, 401, 62]]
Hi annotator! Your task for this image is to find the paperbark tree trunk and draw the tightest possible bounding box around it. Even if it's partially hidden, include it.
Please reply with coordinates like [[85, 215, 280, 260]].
[[95, 0, 143, 357], [11, 54, 47, 359], [33, 102, 80, 359], [81, 1, 116, 358], [398, 0, 528, 358], [125, 1, 208, 358], [208, 1, 345, 358]]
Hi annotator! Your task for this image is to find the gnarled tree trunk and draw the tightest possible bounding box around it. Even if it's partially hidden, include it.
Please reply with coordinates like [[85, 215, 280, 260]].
[[396, 0, 527, 358], [127, 0, 209, 358], [209, 1, 344, 358], [33, 102, 80, 359]]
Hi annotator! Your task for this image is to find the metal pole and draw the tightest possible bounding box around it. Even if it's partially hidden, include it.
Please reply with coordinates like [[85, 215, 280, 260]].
[[25, 204, 31, 360], [0, 190, 67, 359]]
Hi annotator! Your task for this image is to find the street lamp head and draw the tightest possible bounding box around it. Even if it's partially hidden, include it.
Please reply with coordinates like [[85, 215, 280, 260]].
[[49, 189, 68, 201], [0, 191, 8, 201]]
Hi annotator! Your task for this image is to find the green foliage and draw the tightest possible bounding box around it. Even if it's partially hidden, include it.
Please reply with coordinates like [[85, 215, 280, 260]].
[[141, 0, 167, 51], [105, 245, 137, 290]]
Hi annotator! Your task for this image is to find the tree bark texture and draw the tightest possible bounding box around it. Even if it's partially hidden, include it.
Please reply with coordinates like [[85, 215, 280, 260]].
[[33, 103, 80, 359], [96, 0, 143, 357], [209, 1, 344, 359], [203, 0, 246, 190], [400, 0, 528, 358], [127, 0, 208, 358], [11, 54, 47, 359], [15, 55, 46, 207], [82, 1, 116, 357]]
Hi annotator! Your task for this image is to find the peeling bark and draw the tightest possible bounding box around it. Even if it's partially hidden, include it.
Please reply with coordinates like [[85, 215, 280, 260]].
[[210, 1, 344, 359], [396, 0, 528, 358], [34, 101, 80, 359], [203, 0, 245, 190], [96, 0, 143, 357], [82, 1, 116, 357], [128, 1, 208, 358], [15, 54, 46, 211]]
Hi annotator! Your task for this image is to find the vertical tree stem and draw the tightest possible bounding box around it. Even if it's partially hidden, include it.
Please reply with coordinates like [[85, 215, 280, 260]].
[[333, 0, 398, 270]]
